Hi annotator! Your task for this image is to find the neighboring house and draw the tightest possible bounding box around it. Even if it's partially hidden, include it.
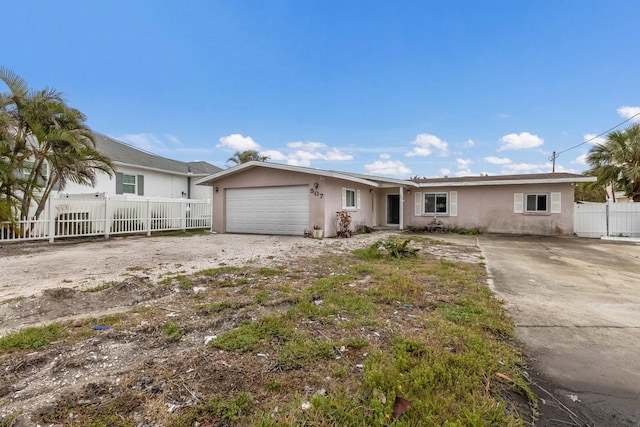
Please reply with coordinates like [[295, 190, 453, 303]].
[[61, 133, 221, 199], [196, 162, 596, 236]]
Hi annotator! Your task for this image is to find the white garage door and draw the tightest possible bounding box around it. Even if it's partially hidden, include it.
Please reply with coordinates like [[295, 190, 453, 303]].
[[226, 186, 309, 235]]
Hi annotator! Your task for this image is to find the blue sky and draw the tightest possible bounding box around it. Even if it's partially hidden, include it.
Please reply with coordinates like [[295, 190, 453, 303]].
[[3, 1, 640, 177]]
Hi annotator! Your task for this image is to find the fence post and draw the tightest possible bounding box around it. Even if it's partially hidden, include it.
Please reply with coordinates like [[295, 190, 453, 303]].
[[48, 195, 56, 243], [606, 202, 610, 237], [105, 197, 111, 239], [146, 199, 152, 236], [181, 200, 187, 232]]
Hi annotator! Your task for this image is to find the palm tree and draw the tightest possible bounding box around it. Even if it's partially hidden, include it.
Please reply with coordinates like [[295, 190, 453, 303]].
[[0, 67, 115, 223], [586, 124, 640, 202], [226, 150, 269, 166]]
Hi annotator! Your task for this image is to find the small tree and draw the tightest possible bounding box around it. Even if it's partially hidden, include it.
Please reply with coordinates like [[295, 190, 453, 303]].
[[586, 124, 640, 201], [226, 150, 269, 166], [0, 68, 115, 223]]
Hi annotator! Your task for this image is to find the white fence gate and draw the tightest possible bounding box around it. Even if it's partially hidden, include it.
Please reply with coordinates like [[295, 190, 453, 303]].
[[574, 202, 640, 238], [0, 194, 212, 243]]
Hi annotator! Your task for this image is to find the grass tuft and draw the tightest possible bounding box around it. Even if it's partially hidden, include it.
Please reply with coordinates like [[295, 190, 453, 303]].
[[0, 323, 68, 354]]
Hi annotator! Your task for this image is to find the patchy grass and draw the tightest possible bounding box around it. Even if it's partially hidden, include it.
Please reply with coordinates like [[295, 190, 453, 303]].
[[210, 315, 294, 353], [0, 323, 68, 354], [162, 321, 182, 341], [4, 237, 536, 426]]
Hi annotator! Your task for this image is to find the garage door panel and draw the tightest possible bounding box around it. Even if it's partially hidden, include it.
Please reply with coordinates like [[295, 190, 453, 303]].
[[226, 186, 309, 235]]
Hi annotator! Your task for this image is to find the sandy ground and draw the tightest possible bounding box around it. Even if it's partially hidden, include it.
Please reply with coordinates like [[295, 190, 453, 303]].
[[0, 230, 488, 425], [0, 232, 395, 303], [0, 231, 479, 335]]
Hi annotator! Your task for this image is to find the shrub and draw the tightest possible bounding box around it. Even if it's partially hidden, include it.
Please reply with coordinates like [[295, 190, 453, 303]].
[[336, 210, 353, 238]]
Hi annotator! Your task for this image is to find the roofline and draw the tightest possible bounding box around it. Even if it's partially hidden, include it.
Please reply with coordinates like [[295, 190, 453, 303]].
[[195, 161, 411, 187], [417, 176, 597, 188], [195, 162, 597, 188], [114, 161, 210, 177]]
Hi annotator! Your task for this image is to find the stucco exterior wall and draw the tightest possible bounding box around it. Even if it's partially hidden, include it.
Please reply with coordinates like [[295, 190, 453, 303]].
[[204, 168, 377, 236], [406, 182, 576, 235], [321, 177, 375, 235]]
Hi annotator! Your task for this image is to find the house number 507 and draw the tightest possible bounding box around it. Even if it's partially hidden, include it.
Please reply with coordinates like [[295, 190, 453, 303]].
[[310, 188, 324, 198]]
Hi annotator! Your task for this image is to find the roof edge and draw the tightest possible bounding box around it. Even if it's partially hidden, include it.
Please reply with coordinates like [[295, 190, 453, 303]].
[[417, 176, 597, 187], [195, 161, 412, 187]]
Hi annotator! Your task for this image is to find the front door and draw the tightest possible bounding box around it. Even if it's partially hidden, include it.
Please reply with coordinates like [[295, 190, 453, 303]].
[[386, 194, 400, 225]]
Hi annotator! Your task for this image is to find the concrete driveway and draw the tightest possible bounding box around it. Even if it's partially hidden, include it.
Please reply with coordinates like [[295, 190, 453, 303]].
[[479, 235, 640, 425]]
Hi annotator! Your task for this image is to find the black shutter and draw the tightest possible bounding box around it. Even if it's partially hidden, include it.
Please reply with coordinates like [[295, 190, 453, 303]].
[[137, 175, 144, 196], [116, 172, 123, 194]]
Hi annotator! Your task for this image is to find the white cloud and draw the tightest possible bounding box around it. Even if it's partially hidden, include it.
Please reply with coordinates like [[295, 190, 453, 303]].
[[455, 158, 473, 176], [439, 168, 451, 177], [456, 158, 472, 169], [498, 132, 544, 152], [267, 141, 353, 166], [164, 134, 183, 146], [497, 112, 511, 119], [324, 148, 353, 161], [364, 156, 411, 176], [617, 106, 640, 122], [380, 153, 391, 160], [464, 139, 475, 148], [287, 158, 311, 167], [217, 133, 260, 150], [484, 156, 512, 165], [260, 150, 287, 161], [287, 141, 327, 150], [573, 153, 588, 165], [583, 133, 606, 145], [502, 162, 552, 174], [405, 133, 449, 157]]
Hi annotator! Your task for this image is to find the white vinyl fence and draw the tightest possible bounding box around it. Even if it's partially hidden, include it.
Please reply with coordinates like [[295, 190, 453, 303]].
[[574, 202, 640, 238], [0, 194, 212, 243]]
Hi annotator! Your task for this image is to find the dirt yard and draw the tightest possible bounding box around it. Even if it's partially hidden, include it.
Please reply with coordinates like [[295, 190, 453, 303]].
[[1, 231, 486, 425]]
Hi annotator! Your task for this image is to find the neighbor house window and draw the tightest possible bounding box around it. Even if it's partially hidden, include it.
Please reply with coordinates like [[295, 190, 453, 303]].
[[424, 192, 448, 214], [342, 188, 360, 210], [122, 174, 136, 194], [526, 194, 547, 212], [116, 172, 144, 195], [19, 161, 48, 186]]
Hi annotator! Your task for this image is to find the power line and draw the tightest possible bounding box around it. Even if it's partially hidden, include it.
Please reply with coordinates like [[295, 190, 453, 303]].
[[557, 111, 640, 155], [549, 111, 640, 172]]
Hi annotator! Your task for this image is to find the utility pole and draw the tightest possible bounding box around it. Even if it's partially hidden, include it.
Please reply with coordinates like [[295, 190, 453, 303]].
[[549, 151, 557, 173]]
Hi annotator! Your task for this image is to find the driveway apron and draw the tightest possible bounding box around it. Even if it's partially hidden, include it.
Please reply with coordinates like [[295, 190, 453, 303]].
[[479, 235, 640, 425]]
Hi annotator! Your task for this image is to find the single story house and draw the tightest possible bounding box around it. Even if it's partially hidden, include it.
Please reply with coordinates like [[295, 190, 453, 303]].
[[60, 133, 221, 199], [195, 162, 596, 236]]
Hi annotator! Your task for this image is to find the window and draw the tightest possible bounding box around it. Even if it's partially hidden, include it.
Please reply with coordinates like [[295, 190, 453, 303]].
[[342, 188, 360, 210], [424, 192, 448, 214], [19, 161, 48, 185], [116, 172, 144, 195], [525, 194, 547, 212], [122, 174, 136, 194]]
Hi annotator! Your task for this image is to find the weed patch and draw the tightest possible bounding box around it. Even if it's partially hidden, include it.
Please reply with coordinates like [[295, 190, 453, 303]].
[[0, 323, 68, 354]]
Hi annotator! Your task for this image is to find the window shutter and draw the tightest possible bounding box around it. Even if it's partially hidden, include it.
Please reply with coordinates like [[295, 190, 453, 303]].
[[513, 193, 523, 213], [550, 192, 561, 213], [341, 188, 347, 209], [137, 175, 144, 196], [116, 172, 123, 195], [414, 192, 422, 216], [356, 189, 361, 209], [449, 191, 458, 217]]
